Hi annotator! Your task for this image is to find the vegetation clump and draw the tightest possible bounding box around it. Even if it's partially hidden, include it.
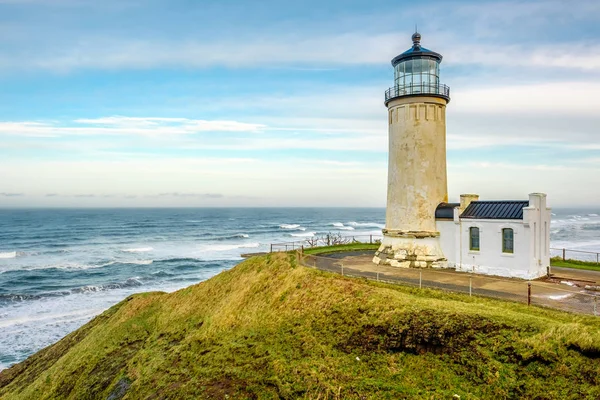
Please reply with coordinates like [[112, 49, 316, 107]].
[[550, 256, 600, 272], [1, 253, 599, 399]]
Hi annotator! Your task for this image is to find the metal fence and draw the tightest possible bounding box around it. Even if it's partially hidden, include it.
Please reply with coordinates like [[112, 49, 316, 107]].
[[551, 247, 600, 264], [270, 234, 382, 253], [297, 252, 599, 316]]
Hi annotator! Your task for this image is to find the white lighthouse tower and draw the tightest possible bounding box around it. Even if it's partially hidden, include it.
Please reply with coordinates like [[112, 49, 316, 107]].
[[373, 32, 451, 268]]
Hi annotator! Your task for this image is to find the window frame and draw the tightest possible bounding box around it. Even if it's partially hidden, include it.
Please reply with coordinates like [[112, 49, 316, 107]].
[[469, 227, 480, 251], [502, 228, 514, 254]]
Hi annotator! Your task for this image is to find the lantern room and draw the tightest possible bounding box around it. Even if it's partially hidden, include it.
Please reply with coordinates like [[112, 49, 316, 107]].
[[385, 32, 450, 104]]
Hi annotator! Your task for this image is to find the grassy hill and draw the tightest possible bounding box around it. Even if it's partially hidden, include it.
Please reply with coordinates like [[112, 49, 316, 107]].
[[1, 253, 599, 399]]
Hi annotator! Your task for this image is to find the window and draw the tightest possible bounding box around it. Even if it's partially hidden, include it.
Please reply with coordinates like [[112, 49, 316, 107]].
[[502, 228, 514, 254], [469, 227, 480, 251]]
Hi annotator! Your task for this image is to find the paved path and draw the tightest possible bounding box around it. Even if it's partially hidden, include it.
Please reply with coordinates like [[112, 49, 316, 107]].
[[301, 251, 599, 316]]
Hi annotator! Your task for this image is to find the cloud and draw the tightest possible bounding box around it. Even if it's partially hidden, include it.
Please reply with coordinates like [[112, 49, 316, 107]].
[[45, 193, 59, 197], [3, 34, 599, 73], [156, 192, 224, 198], [73, 194, 95, 197], [0, 117, 266, 138], [0, 192, 23, 197]]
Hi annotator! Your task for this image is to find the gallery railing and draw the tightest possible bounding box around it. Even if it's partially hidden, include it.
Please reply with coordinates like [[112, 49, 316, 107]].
[[384, 83, 450, 103]]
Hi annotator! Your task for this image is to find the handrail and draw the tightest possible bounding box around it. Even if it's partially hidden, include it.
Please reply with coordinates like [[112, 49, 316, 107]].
[[385, 83, 450, 102]]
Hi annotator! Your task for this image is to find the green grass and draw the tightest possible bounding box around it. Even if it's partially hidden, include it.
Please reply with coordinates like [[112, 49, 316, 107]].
[[302, 242, 380, 255], [550, 256, 600, 272], [1, 253, 600, 399]]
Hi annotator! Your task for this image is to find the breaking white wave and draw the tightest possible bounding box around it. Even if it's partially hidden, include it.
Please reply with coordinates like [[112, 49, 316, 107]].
[[588, 213, 599, 217], [347, 221, 385, 229], [202, 243, 260, 252], [123, 260, 153, 265], [121, 247, 153, 253], [331, 222, 344, 227], [280, 224, 301, 230], [291, 232, 316, 237], [0, 252, 17, 259], [337, 226, 355, 231]]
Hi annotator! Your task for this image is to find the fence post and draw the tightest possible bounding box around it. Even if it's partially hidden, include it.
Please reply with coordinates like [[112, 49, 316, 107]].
[[341, 264, 344, 276], [370, 234, 372, 244], [270, 243, 273, 253], [597, 253, 599, 265], [419, 271, 422, 289], [594, 296, 597, 317], [562, 248, 566, 261], [377, 271, 379, 282], [469, 277, 472, 297], [527, 283, 532, 306]]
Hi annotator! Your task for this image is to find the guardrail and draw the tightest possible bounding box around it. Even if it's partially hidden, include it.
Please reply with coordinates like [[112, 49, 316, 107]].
[[550, 247, 600, 264], [385, 83, 450, 102], [270, 234, 382, 253]]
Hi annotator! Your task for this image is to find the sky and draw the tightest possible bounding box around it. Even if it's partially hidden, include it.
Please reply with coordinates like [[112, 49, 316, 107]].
[[0, 0, 599, 207]]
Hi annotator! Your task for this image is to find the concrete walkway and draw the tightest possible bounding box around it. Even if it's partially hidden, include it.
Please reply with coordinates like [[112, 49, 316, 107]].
[[302, 251, 599, 316]]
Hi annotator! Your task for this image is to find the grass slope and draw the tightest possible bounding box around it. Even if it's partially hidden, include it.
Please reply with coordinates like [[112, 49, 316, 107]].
[[551, 257, 600, 272], [302, 243, 379, 255], [1, 253, 600, 399]]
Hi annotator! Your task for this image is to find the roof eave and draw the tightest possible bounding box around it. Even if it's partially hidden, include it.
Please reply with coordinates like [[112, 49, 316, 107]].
[[391, 51, 443, 67]]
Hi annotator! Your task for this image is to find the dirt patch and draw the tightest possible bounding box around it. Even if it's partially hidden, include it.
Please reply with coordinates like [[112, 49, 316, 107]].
[[343, 310, 505, 356], [202, 377, 256, 399]]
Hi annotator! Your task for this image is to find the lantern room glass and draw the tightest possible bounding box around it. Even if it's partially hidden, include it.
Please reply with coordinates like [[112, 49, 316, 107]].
[[394, 58, 440, 94]]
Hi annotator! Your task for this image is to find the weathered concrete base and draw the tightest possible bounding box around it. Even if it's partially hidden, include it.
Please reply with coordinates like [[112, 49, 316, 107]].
[[373, 234, 448, 269]]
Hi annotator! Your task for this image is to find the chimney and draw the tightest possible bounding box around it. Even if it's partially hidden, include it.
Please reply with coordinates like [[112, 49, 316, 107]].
[[528, 192, 546, 209], [460, 194, 479, 213]]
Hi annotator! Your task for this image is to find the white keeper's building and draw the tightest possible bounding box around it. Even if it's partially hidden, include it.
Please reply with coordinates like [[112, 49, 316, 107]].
[[373, 32, 551, 280]]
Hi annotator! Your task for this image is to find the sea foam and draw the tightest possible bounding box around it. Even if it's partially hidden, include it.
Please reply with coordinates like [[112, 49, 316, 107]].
[[347, 222, 385, 229], [0, 252, 16, 259], [291, 232, 316, 237], [203, 243, 260, 252], [121, 247, 153, 253], [280, 224, 301, 229]]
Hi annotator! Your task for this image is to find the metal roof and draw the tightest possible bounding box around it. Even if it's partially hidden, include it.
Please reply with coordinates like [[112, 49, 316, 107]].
[[435, 203, 459, 219], [391, 33, 443, 67], [460, 201, 529, 220]]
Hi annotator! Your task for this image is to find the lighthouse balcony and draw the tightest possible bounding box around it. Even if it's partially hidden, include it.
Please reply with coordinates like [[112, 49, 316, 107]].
[[385, 83, 450, 104]]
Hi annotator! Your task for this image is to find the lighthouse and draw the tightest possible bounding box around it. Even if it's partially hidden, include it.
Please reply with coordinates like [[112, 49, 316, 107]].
[[373, 32, 451, 268]]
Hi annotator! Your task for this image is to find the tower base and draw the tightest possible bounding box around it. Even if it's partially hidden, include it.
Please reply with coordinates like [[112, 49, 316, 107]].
[[373, 230, 447, 269]]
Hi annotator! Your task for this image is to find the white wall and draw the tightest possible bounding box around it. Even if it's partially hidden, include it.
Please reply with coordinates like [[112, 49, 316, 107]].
[[438, 193, 551, 280], [437, 220, 457, 268], [455, 219, 535, 279]]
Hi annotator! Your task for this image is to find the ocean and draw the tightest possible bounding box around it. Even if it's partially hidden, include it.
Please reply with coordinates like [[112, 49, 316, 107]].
[[0, 207, 599, 370]]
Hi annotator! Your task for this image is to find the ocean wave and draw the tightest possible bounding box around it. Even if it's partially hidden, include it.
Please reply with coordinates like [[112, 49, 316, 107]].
[[290, 232, 316, 237], [588, 213, 599, 217], [213, 233, 250, 241], [280, 224, 301, 230], [70, 277, 144, 294], [151, 270, 174, 277], [331, 222, 344, 227], [121, 247, 153, 253], [202, 243, 260, 252], [157, 257, 202, 264], [347, 221, 385, 229], [0, 251, 17, 259], [121, 260, 153, 265], [337, 226, 355, 231]]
